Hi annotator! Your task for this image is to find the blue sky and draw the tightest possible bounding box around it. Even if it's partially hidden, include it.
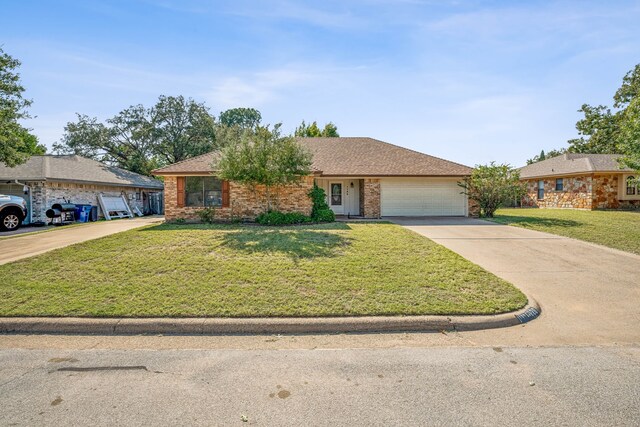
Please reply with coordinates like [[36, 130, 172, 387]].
[[2, 0, 639, 166]]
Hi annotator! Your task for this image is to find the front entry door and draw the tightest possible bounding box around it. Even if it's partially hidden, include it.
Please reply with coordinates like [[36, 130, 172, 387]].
[[330, 182, 344, 214]]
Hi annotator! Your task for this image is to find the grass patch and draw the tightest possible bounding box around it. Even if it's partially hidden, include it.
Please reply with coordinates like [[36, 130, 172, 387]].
[[0, 222, 526, 317], [492, 208, 640, 255]]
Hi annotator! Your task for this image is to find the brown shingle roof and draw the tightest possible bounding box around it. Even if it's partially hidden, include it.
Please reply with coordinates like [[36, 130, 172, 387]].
[[0, 155, 164, 189], [153, 137, 472, 177], [299, 137, 471, 176], [518, 153, 632, 179]]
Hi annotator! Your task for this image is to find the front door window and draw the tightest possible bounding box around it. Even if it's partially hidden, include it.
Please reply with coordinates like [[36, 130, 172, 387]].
[[331, 183, 342, 206]]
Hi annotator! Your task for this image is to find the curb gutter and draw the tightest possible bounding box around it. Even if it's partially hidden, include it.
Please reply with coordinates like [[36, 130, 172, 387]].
[[0, 297, 540, 335]]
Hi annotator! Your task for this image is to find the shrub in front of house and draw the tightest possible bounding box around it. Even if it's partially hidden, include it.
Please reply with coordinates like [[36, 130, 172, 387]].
[[314, 208, 335, 222], [197, 207, 217, 224], [255, 211, 312, 226], [308, 184, 335, 222]]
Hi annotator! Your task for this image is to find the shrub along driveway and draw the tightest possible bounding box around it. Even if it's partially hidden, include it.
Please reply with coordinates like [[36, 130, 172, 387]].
[[0, 222, 525, 317], [394, 217, 640, 345]]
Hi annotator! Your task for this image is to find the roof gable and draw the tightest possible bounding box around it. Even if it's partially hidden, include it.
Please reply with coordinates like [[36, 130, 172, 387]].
[[152, 151, 221, 174]]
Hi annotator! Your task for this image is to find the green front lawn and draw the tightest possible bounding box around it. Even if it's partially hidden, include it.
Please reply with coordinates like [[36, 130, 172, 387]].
[[0, 222, 526, 317], [493, 208, 640, 255]]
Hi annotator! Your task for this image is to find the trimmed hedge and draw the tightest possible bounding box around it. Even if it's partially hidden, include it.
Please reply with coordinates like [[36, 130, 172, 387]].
[[255, 211, 313, 226], [314, 208, 335, 222]]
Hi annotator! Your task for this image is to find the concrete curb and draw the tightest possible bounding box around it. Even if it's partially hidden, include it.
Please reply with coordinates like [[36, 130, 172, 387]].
[[0, 296, 540, 335]]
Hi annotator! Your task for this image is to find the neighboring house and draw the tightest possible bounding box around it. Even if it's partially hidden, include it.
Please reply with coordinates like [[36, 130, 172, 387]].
[[519, 153, 640, 210], [153, 137, 476, 221], [0, 155, 164, 224]]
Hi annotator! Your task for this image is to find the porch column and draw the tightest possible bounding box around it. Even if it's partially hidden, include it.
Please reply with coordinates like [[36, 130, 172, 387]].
[[362, 178, 381, 218]]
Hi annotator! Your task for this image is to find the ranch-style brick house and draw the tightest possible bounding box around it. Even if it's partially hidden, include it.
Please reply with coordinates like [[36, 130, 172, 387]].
[[153, 137, 478, 221], [519, 153, 640, 210]]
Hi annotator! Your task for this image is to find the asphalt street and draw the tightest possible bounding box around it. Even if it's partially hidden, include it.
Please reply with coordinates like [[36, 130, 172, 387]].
[[0, 346, 638, 426]]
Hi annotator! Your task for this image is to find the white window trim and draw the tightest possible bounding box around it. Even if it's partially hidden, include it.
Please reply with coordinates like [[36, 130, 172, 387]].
[[620, 174, 640, 200]]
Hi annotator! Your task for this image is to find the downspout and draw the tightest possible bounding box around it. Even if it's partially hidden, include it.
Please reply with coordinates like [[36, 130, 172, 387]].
[[13, 179, 32, 224]]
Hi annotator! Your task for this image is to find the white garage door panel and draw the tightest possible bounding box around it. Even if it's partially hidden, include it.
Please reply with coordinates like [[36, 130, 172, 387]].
[[381, 179, 466, 216]]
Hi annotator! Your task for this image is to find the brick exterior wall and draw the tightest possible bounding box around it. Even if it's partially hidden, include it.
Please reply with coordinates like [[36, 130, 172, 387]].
[[522, 173, 640, 210], [362, 178, 381, 218], [358, 179, 365, 216], [593, 174, 640, 209], [593, 174, 619, 209], [522, 176, 593, 209], [26, 181, 156, 222], [163, 175, 314, 222]]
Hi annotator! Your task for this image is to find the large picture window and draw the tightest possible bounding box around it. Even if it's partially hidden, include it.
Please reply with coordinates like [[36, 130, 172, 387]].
[[185, 176, 223, 207]]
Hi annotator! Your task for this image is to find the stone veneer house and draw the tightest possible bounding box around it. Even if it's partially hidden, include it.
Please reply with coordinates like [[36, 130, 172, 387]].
[[519, 153, 640, 210], [153, 137, 477, 221], [0, 155, 164, 224]]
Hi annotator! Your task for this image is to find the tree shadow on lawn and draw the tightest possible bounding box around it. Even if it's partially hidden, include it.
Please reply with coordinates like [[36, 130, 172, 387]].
[[220, 224, 353, 259], [141, 222, 353, 259], [494, 215, 583, 228]]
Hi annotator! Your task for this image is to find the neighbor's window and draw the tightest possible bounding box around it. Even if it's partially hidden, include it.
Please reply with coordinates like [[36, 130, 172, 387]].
[[185, 176, 222, 207], [555, 178, 564, 191], [626, 176, 637, 196], [537, 180, 545, 200]]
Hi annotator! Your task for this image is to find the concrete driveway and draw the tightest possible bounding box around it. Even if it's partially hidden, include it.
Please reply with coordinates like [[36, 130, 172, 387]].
[[392, 217, 640, 346], [0, 216, 163, 265]]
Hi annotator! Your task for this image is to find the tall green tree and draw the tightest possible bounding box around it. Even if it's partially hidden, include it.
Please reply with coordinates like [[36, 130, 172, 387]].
[[294, 120, 339, 137], [568, 64, 640, 170], [616, 66, 640, 170], [55, 107, 158, 175], [149, 95, 217, 165], [54, 96, 217, 175], [218, 124, 312, 212], [459, 163, 526, 218], [219, 107, 261, 129], [0, 48, 45, 166], [321, 122, 339, 137]]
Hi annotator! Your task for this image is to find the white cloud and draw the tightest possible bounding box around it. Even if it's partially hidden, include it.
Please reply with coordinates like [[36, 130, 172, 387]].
[[205, 67, 314, 109]]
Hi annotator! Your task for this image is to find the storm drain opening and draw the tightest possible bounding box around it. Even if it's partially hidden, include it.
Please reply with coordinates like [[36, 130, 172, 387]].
[[516, 307, 540, 324]]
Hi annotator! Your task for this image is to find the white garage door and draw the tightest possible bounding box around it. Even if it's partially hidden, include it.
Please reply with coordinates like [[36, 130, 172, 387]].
[[381, 178, 466, 216]]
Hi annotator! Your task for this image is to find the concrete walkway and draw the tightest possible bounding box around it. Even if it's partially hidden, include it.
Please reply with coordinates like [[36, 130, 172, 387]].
[[0, 216, 163, 265], [392, 217, 640, 346]]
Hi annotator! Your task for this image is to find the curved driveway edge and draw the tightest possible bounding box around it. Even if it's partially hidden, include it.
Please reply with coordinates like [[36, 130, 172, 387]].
[[0, 297, 539, 335]]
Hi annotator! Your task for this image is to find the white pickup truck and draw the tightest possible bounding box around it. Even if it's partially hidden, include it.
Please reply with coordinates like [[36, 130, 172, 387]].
[[0, 194, 28, 231]]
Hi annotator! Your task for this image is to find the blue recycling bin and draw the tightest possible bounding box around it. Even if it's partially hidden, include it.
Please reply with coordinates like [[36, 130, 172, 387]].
[[74, 204, 92, 223]]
